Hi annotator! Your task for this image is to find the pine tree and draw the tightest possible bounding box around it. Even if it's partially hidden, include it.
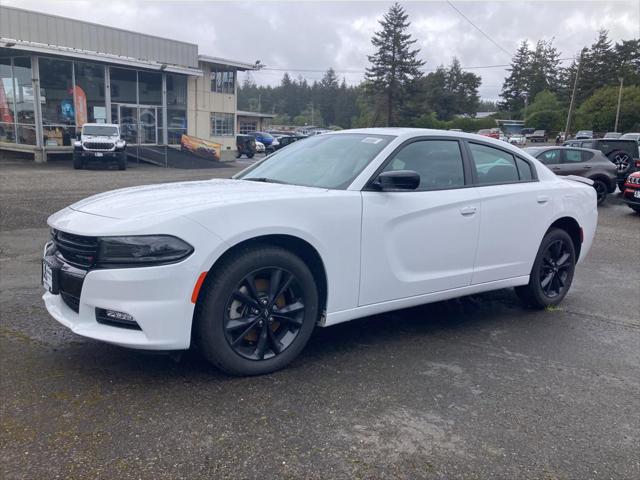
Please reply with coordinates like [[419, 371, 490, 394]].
[[365, 3, 425, 126], [528, 39, 561, 98], [318, 68, 339, 126], [578, 29, 615, 104], [499, 40, 531, 113]]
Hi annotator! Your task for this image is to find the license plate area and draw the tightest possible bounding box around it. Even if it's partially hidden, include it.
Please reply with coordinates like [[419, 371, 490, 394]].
[[42, 257, 60, 294], [95, 152, 103, 157]]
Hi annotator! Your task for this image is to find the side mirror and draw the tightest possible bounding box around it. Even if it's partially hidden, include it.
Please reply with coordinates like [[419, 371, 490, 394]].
[[372, 170, 420, 191]]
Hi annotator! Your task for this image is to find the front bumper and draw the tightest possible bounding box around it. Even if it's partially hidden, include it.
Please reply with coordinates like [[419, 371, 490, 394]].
[[43, 259, 198, 350], [622, 186, 640, 206], [76, 149, 124, 159]]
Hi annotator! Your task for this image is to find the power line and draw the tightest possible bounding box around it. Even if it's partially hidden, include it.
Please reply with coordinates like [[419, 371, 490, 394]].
[[258, 58, 576, 75], [446, 1, 513, 58]]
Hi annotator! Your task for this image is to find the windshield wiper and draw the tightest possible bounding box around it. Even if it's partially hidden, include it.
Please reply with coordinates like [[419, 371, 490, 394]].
[[243, 177, 288, 184]]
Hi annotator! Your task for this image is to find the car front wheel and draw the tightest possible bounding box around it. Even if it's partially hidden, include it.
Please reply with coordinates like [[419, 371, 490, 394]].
[[195, 245, 319, 375], [515, 228, 576, 309]]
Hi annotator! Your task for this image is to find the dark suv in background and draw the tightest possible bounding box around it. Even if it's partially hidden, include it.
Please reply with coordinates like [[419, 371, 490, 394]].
[[563, 138, 640, 190]]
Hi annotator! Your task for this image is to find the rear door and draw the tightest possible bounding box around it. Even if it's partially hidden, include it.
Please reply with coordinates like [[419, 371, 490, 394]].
[[560, 149, 592, 176], [466, 141, 554, 284]]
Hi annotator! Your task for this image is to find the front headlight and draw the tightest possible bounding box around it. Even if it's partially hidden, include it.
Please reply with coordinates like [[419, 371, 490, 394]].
[[73, 140, 82, 148], [96, 235, 193, 267], [115, 140, 126, 149]]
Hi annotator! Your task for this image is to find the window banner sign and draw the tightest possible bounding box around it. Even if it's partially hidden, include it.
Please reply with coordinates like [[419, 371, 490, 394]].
[[72, 86, 88, 126], [0, 80, 13, 123], [180, 134, 221, 162]]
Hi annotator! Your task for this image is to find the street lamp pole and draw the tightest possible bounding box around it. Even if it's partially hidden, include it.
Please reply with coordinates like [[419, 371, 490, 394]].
[[565, 51, 583, 138], [614, 76, 624, 133]]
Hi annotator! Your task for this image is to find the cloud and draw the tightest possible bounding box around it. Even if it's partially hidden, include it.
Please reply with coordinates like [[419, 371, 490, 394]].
[[5, 0, 639, 100]]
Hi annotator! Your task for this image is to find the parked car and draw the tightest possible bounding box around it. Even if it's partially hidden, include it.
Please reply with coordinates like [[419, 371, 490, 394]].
[[509, 134, 527, 146], [620, 132, 640, 144], [248, 131, 276, 147], [603, 132, 622, 139], [73, 123, 127, 170], [621, 171, 640, 213], [525, 146, 617, 204], [563, 138, 640, 190], [529, 130, 548, 142], [499, 132, 509, 142], [574, 130, 594, 140], [477, 128, 500, 139], [236, 134, 256, 158], [521, 128, 535, 139], [42, 129, 598, 375], [274, 135, 307, 150]]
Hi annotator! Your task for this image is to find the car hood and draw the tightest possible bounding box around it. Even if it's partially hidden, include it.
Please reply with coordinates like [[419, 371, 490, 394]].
[[69, 179, 326, 220]]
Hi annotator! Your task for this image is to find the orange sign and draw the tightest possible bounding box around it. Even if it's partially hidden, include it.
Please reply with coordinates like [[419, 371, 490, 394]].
[[0, 80, 13, 123], [72, 85, 87, 126], [180, 134, 221, 161]]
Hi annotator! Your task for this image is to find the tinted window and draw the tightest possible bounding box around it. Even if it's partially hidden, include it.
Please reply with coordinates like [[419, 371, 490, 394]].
[[469, 143, 519, 184], [565, 149, 584, 163], [515, 158, 534, 180], [383, 140, 465, 190], [538, 149, 561, 165]]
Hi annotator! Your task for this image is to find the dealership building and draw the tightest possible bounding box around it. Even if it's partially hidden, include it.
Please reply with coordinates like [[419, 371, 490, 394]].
[[0, 5, 272, 161]]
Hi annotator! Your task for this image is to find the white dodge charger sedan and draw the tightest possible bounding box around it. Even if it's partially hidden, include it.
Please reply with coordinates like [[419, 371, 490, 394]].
[[43, 128, 597, 375]]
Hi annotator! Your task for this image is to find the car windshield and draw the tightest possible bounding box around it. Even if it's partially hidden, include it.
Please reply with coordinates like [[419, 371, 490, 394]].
[[237, 133, 394, 189], [83, 125, 118, 136]]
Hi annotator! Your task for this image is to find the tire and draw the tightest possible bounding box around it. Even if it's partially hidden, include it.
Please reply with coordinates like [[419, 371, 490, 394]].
[[630, 205, 640, 214], [618, 181, 626, 193], [515, 228, 576, 309], [247, 153, 254, 159], [194, 245, 319, 376], [608, 150, 632, 175], [236, 152, 242, 159], [117, 152, 127, 170], [591, 179, 608, 205], [72, 152, 83, 170]]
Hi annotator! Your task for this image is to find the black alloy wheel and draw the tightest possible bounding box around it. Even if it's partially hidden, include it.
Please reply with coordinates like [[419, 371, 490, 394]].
[[224, 267, 305, 361], [515, 228, 576, 309], [592, 179, 607, 205], [538, 239, 572, 299], [194, 245, 318, 375]]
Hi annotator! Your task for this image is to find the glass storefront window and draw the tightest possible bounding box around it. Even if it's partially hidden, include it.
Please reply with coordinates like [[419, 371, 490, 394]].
[[13, 57, 35, 126], [211, 69, 235, 94], [43, 125, 75, 146], [211, 112, 234, 136], [1, 58, 16, 126], [167, 74, 187, 106], [110, 67, 137, 104], [74, 61, 105, 125], [0, 122, 16, 143], [138, 71, 162, 104], [40, 58, 74, 126]]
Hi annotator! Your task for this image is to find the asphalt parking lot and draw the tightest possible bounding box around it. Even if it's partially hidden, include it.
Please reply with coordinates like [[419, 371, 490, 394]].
[[1, 158, 639, 479]]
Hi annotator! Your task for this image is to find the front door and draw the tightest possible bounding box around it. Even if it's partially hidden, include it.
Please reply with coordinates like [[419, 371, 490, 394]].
[[359, 138, 480, 306]]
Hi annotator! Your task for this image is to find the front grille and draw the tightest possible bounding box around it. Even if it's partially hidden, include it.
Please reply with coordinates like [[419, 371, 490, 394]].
[[84, 142, 114, 150], [61, 292, 80, 313], [52, 230, 98, 269]]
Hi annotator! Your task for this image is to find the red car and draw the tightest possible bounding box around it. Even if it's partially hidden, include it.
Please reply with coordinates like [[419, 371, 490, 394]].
[[622, 171, 640, 214], [477, 128, 500, 139]]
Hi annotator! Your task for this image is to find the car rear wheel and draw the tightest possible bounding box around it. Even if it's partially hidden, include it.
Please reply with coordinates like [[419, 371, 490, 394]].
[[515, 228, 576, 309], [195, 245, 319, 375], [591, 179, 608, 205], [117, 152, 127, 170]]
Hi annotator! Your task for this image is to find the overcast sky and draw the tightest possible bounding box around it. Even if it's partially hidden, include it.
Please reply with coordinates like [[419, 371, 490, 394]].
[[7, 1, 640, 100]]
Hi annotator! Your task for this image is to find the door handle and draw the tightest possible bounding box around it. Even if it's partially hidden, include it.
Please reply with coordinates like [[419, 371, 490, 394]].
[[583, 165, 592, 169], [460, 206, 477, 216], [551, 166, 561, 171], [537, 195, 550, 204]]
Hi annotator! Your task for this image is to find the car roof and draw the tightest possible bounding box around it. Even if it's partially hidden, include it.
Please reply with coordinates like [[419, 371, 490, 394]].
[[526, 146, 602, 154]]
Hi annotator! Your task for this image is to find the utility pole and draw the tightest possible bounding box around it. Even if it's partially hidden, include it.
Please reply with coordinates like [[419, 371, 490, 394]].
[[564, 52, 583, 138], [614, 76, 624, 132]]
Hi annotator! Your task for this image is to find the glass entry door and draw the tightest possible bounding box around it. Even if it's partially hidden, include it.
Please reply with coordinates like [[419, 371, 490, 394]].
[[139, 106, 158, 144], [118, 105, 138, 144]]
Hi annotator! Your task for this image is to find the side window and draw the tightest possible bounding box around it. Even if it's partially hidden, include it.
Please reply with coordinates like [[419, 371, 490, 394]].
[[382, 140, 465, 190], [469, 143, 519, 184], [538, 149, 562, 165], [581, 151, 594, 162], [565, 150, 584, 163], [515, 157, 534, 180]]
